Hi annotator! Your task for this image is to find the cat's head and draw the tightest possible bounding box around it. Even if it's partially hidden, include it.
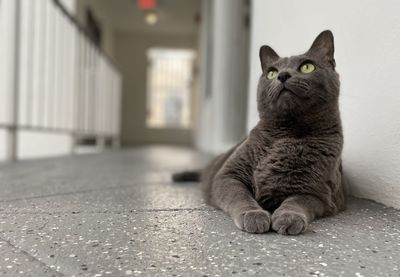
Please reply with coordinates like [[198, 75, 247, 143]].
[[257, 30, 340, 120]]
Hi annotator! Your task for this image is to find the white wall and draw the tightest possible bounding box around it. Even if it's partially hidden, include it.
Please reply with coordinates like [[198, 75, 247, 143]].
[[0, 131, 73, 161], [17, 131, 73, 160], [248, 0, 400, 208]]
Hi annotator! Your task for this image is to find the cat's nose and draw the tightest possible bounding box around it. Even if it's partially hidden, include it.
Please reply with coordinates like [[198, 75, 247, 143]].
[[278, 71, 291, 83]]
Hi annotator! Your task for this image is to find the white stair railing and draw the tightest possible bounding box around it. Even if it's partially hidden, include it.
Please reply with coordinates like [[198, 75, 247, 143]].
[[0, 0, 122, 161]]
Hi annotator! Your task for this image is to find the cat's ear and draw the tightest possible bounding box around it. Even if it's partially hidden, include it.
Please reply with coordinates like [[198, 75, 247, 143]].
[[307, 30, 336, 68], [259, 45, 279, 72]]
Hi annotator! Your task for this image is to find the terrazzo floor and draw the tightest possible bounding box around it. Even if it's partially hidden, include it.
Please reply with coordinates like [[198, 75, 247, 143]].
[[0, 146, 399, 276]]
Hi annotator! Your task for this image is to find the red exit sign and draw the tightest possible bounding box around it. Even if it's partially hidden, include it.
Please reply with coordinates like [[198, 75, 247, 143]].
[[137, 0, 157, 10]]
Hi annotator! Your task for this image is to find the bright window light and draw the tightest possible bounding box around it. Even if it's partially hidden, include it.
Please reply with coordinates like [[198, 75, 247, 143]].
[[146, 48, 195, 129]]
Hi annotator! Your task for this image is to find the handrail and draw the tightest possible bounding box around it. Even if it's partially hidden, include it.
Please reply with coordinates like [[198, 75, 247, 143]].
[[0, 0, 122, 161], [52, 0, 120, 72]]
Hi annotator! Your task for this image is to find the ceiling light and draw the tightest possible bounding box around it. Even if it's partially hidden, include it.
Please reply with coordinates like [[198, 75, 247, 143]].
[[145, 11, 158, 25]]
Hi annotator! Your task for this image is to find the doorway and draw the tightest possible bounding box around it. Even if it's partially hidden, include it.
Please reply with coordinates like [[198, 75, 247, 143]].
[[146, 48, 195, 129]]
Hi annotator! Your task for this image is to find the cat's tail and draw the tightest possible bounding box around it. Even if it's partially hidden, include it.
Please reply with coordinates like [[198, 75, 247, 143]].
[[172, 170, 202, 182]]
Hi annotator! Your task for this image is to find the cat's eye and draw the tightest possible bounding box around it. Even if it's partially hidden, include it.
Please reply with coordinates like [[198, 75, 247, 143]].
[[266, 69, 278, 80], [300, 62, 315, 74]]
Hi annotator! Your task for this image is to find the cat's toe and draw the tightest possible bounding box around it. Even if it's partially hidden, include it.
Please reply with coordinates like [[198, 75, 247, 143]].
[[235, 210, 271, 233], [272, 212, 307, 235]]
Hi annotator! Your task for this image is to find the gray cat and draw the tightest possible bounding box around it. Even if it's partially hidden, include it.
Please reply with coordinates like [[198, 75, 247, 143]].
[[173, 30, 346, 235]]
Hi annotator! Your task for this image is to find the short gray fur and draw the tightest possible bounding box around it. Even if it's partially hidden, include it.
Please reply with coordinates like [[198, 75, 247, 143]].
[[176, 30, 346, 235], [0, 147, 399, 276]]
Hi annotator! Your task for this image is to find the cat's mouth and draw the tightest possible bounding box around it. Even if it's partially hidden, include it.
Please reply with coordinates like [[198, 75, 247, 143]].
[[278, 86, 296, 97], [280, 88, 293, 94], [278, 84, 307, 99]]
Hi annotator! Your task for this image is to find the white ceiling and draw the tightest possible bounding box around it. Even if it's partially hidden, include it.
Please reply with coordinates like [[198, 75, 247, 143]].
[[87, 0, 201, 35]]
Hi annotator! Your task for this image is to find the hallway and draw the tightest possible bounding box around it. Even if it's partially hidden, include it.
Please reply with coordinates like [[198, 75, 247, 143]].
[[0, 147, 399, 276]]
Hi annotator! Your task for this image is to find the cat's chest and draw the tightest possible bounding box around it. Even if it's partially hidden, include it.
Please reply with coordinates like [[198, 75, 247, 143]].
[[250, 140, 308, 210], [252, 140, 312, 189], [254, 139, 305, 173]]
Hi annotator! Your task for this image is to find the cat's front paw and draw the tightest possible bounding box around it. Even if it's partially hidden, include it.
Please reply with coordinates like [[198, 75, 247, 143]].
[[234, 210, 271, 234], [272, 211, 307, 235]]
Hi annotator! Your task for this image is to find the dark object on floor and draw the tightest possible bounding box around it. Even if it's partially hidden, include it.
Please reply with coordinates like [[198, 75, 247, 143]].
[[172, 170, 201, 182]]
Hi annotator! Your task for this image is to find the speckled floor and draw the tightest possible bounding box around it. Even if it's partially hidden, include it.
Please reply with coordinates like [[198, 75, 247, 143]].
[[0, 146, 399, 277]]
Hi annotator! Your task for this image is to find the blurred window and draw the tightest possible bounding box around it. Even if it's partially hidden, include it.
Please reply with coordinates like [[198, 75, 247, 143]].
[[146, 48, 195, 129]]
